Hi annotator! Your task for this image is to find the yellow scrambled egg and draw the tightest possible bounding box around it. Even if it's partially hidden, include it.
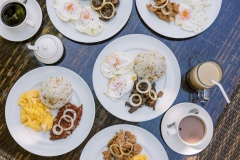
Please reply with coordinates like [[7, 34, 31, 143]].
[[131, 154, 147, 160], [18, 89, 53, 132]]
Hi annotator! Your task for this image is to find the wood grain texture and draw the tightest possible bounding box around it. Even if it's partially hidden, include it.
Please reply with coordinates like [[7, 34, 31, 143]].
[[197, 83, 240, 160], [0, 0, 239, 160]]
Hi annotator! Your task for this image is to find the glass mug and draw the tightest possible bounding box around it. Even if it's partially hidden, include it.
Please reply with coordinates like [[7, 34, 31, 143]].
[[187, 61, 223, 102]]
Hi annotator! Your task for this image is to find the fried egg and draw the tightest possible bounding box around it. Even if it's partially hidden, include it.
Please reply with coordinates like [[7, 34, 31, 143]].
[[101, 52, 134, 78], [53, 0, 81, 22], [105, 73, 137, 101], [174, 0, 209, 33], [73, 6, 103, 36], [185, 0, 211, 8]]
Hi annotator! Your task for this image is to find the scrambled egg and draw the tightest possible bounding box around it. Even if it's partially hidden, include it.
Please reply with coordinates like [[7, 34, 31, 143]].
[[131, 154, 147, 160], [18, 89, 53, 132]]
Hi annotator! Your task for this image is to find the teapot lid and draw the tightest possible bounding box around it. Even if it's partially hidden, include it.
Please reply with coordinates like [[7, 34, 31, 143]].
[[36, 37, 57, 58]]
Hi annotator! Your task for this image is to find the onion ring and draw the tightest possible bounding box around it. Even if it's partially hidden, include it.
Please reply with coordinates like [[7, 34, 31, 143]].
[[58, 115, 74, 130], [149, 0, 169, 9], [161, 7, 171, 15], [136, 79, 151, 94], [100, 2, 116, 20], [110, 144, 122, 158], [52, 124, 63, 135], [119, 142, 133, 156], [149, 89, 158, 100], [63, 109, 76, 122], [129, 94, 142, 107], [90, 0, 106, 10]]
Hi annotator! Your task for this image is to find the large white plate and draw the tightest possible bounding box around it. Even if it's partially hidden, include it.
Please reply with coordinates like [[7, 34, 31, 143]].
[[92, 34, 180, 122], [80, 124, 169, 160], [136, 0, 222, 38], [5, 66, 95, 156], [0, 0, 42, 42], [46, 0, 133, 43]]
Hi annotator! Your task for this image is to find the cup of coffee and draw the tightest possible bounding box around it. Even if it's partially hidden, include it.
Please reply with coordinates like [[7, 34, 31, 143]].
[[0, 0, 35, 29], [167, 109, 207, 146]]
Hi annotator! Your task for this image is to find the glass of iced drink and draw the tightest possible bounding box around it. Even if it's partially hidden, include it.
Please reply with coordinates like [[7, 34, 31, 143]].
[[187, 61, 223, 102]]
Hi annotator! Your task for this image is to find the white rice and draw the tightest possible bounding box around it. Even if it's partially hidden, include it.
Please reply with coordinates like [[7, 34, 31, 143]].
[[39, 77, 72, 109], [134, 50, 167, 82]]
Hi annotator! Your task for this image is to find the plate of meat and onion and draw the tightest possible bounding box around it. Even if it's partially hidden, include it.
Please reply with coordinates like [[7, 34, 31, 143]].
[[80, 124, 169, 160], [5, 66, 95, 156], [92, 34, 180, 122], [46, 0, 133, 43], [136, 0, 222, 38]]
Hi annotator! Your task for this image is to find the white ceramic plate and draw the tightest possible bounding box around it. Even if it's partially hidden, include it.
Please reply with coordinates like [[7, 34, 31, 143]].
[[92, 34, 180, 122], [46, 0, 133, 43], [0, 0, 42, 42], [136, 0, 222, 38], [5, 66, 95, 156], [161, 103, 213, 155], [80, 124, 169, 160]]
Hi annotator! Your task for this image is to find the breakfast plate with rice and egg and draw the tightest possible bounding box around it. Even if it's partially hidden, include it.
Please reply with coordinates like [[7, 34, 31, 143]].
[[46, 0, 133, 43], [136, 0, 222, 38], [5, 66, 95, 156], [92, 34, 181, 122]]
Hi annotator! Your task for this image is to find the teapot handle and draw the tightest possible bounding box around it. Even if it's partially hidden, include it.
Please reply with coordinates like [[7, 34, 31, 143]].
[[28, 45, 38, 51], [19, 0, 27, 4]]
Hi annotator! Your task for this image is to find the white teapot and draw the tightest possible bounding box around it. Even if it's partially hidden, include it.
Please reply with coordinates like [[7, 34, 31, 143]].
[[28, 34, 64, 64]]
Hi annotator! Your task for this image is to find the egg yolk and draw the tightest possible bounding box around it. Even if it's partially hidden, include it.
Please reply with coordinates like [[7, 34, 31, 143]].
[[181, 9, 190, 19], [84, 12, 90, 19], [113, 58, 121, 67], [110, 78, 126, 90], [65, 3, 73, 11]]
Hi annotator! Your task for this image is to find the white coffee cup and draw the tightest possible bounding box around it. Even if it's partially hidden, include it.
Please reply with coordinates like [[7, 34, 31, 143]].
[[167, 109, 207, 146], [0, 0, 35, 30]]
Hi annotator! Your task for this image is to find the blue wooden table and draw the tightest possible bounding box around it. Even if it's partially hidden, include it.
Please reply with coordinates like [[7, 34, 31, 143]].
[[0, 0, 239, 159]]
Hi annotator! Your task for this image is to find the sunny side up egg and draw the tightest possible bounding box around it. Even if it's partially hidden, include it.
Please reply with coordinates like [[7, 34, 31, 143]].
[[101, 52, 135, 78], [73, 6, 103, 36], [105, 73, 137, 101], [174, 0, 210, 34], [53, 0, 81, 22]]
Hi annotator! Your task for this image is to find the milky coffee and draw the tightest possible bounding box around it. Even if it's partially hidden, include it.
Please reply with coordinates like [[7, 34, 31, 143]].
[[178, 115, 205, 144], [188, 61, 222, 90]]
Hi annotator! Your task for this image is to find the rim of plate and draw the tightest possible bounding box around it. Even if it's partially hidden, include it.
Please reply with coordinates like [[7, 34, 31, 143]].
[[80, 124, 169, 160], [46, 0, 133, 43], [92, 34, 181, 122], [5, 66, 95, 156], [135, 0, 222, 38]]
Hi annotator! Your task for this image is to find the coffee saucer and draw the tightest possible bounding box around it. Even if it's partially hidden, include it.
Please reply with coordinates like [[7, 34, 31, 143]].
[[161, 103, 213, 155], [0, 0, 42, 42]]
